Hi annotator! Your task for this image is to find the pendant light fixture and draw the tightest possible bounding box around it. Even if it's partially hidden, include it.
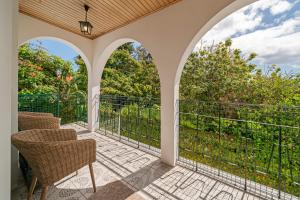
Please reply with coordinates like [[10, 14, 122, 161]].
[[79, 4, 93, 35]]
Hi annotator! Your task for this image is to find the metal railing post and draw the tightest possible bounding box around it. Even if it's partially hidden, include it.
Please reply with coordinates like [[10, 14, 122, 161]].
[[128, 102, 131, 141], [196, 114, 199, 171], [137, 103, 140, 148], [178, 100, 181, 162], [118, 107, 121, 141], [278, 124, 282, 199], [245, 126, 248, 191], [147, 107, 150, 149], [218, 103, 221, 176]]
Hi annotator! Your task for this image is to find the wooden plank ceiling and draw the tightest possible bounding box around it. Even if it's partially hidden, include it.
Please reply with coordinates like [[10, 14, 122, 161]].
[[19, 0, 182, 39]]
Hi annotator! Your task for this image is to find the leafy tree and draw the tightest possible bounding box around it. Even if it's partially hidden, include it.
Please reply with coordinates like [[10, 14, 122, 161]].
[[18, 42, 88, 123], [180, 39, 300, 106], [18, 43, 75, 95], [74, 55, 88, 93], [249, 66, 300, 105], [180, 39, 257, 103], [100, 42, 160, 99], [18, 41, 161, 100]]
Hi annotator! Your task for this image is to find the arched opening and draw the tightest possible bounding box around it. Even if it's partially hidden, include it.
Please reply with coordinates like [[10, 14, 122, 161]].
[[97, 41, 161, 152], [18, 37, 89, 125], [177, 0, 300, 198]]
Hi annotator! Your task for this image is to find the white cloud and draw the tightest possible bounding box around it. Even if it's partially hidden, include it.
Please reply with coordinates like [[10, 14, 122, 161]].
[[246, 0, 281, 12], [248, 0, 293, 15], [232, 15, 300, 67], [198, 0, 295, 47], [270, 0, 293, 15], [195, 0, 300, 72], [199, 8, 263, 45]]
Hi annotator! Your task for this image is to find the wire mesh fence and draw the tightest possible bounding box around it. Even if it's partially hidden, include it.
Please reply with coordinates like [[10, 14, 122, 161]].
[[178, 100, 300, 199], [18, 93, 87, 125]]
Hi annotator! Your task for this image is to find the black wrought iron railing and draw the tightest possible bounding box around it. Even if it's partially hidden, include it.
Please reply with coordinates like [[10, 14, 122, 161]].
[[18, 93, 87, 125], [18, 93, 299, 198], [178, 100, 300, 199], [97, 95, 161, 153]]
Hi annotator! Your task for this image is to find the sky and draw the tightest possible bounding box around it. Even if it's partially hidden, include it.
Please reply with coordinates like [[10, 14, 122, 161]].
[[29, 39, 79, 70], [29, 0, 300, 74], [198, 0, 300, 74]]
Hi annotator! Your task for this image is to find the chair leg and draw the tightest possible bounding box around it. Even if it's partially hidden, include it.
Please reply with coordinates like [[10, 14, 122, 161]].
[[27, 176, 37, 200], [40, 186, 48, 200], [89, 163, 96, 192]]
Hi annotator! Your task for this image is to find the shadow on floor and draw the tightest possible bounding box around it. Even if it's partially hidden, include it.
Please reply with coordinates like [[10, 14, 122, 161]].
[[88, 160, 173, 200], [88, 180, 134, 200]]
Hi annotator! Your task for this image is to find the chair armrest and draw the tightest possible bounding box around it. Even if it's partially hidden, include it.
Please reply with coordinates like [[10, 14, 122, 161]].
[[18, 115, 60, 130], [13, 129, 77, 143], [19, 112, 54, 117], [32, 139, 96, 185]]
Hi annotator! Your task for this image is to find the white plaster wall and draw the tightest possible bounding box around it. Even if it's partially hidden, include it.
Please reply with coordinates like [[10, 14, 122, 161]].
[[0, 0, 18, 198], [11, 5, 19, 194]]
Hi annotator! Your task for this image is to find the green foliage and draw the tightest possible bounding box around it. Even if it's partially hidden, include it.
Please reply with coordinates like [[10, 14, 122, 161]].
[[18, 43, 86, 97], [18, 39, 300, 106], [101, 42, 160, 99], [180, 39, 300, 105], [74, 55, 88, 93]]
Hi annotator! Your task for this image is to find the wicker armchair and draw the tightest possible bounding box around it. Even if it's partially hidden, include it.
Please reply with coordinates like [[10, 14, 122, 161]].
[[18, 112, 62, 188], [18, 112, 60, 131], [11, 129, 97, 200]]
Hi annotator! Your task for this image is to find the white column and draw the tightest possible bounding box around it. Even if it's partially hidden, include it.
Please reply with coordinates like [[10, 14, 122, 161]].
[[11, 7, 19, 194], [0, 0, 18, 198], [160, 79, 179, 166], [87, 74, 100, 131]]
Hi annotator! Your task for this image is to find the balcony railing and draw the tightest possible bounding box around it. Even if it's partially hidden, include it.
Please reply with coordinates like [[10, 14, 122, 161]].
[[178, 100, 300, 199], [97, 95, 161, 153], [18, 93, 87, 125], [17, 94, 300, 199]]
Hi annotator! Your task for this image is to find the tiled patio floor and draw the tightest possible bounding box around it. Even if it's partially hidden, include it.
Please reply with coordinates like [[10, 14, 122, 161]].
[[12, 124, 291, 200]]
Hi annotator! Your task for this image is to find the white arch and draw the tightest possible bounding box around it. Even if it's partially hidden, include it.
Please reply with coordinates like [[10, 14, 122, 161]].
[[18, 36, 92, 75], [19, 36, 93, 132], [92, 37, 160, 85], [175, 0, 257, 85], [92, 38, 136, 85], [88, 37, 162, 131], [88, 39, 138, 131], [18, 13, 93, 74]]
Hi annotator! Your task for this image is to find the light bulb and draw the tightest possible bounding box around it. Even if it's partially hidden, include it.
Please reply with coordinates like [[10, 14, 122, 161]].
[[83, 25, 88, 31]]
